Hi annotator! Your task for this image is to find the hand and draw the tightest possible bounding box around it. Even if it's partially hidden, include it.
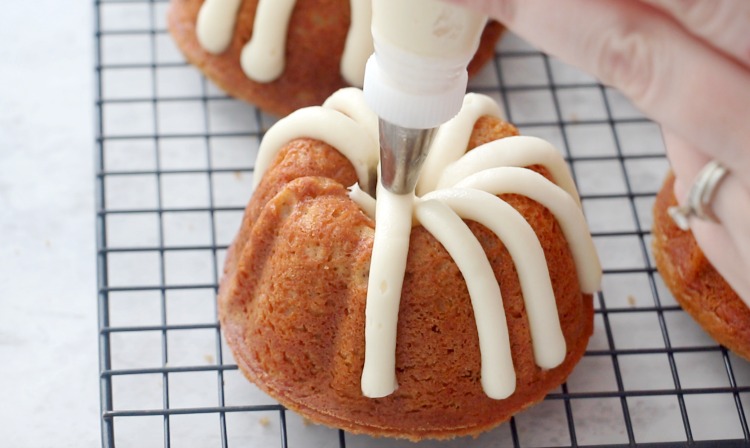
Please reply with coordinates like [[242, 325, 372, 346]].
[[447, 0, 750, 305]]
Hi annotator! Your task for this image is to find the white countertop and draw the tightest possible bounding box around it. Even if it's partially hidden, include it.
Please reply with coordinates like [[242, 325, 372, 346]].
[[0, 2, 100, 446]]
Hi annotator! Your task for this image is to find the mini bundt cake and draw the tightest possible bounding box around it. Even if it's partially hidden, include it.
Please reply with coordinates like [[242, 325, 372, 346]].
[[652, 173, 750, 360], [218, 88, 602, 440], [167, 0, 503, 116]]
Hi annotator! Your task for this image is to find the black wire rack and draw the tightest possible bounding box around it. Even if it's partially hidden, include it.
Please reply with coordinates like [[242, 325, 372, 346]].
[[94, 1, 750, 447]]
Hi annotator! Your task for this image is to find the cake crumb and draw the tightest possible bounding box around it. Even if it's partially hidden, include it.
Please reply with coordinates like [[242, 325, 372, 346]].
[[259, 417, 271, 427], [233, 170, 243, 180], [302, 418, 312, 427], [204, 354, 214, 364], [627, 295, 637, 307]]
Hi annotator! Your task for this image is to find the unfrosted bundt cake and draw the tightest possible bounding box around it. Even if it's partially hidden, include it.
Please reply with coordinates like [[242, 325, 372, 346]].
[[652, 173, 750, 360], [218, 88, 602, 440], [167, 0, 503, 116]]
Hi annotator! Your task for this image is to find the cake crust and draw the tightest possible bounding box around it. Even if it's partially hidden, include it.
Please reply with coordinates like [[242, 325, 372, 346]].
[[218, 116, 595, 440], [167, 0, 504, 116], [652, 173, 750, 360]]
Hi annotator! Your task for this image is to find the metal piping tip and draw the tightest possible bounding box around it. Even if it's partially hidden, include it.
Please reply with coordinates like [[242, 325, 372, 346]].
[[378, 118, 437, 195]]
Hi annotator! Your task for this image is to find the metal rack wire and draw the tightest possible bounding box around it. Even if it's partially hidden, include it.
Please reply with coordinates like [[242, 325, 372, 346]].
[[94, 1, 750, 447]]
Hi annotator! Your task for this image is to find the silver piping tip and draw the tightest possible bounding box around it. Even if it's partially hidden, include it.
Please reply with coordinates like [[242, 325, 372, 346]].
[[378, 118, 437, 195]]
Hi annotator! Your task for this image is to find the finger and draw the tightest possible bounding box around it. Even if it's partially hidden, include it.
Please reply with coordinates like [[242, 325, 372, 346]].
[[663, 131, 750, 305], [662, 131, 710, 202], [701, 166, 750, 284], [691, 218, 750, 308], [638, 0, 750, 68], [448, 0, 750, 191], [664, 131, 750, 251]]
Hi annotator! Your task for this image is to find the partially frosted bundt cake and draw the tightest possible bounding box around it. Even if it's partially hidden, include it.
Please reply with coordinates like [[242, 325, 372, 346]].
[[653, 173, 750, 360], [167, 0, 503, 116], [218, 88, 602, 440]]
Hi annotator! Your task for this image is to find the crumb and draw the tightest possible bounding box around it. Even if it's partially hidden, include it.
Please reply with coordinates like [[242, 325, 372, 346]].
[[259, 417, 270, 427], [233, 170, 243, 180], [627, 295, 637, 307], [204, 354, 214, 364], [302, 418, 312, 427], [569, 113, 579, 123]]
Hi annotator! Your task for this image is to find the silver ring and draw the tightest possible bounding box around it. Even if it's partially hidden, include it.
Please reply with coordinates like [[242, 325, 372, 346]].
[[668, 160, 729, 231]]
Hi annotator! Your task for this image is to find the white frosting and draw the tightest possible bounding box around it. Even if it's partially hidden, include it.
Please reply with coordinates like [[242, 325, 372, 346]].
[[341, 0, 374, 86], [415, 199, 516, 399], [252, 105, 378, 193], [240, 0, 297, 82], [422, 188, 566, 370], [416, 93, 503, 195], [348, 183, 376, 220], [454, 167, 601, 293], [196, 0, 243, 54], [322, 87, 379, 144], [437, 135, 582, 206], [251, 88, 602, 400], [361, 179, 414, 398], [196, 0, 374, 86]]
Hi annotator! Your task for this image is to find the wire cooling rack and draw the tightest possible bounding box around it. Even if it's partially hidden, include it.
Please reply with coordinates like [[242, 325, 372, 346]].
[[94, 1, 750, 447]]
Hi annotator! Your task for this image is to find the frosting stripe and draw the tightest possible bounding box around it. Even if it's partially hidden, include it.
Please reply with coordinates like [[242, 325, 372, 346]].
[[253, 106, 378, 192], [361, 181, 414, 398], [347, 183, 376, 220], [341, 0, 374, 87], [416, 93, 503, 195], [240, 0, 298, 82], [437, 136, 582, 206], [456, 167, 602, 293], [322, 88, 379, 145], [423, 188, 567, 369], [196, 0, 243, 54], [415, 199, 516, 399], [196, 0, 374, 84]]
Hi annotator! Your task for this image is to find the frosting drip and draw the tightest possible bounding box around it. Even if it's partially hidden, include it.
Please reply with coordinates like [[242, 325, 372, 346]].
[[422, 188, 566, 370], [196, 0, 374, 85], [438, 136, 582, 206], [454, 167, 600, 293], [415, 198, 516, 399], [196, 0, 243, 54], [416, 93, 502, 195], [348, 183, 376, 220], [341, 0, 374, 86], [252, 88, 602, 399], [240, 0, 297, 82], [361, 179, 414, 398]]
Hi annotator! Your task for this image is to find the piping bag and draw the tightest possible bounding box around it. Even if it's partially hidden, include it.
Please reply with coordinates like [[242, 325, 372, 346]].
[[359, 0, 487, 398], [363, 0, 487, 194]]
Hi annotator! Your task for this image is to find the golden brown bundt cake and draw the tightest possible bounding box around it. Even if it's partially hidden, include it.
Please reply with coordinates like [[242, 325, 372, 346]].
[[218, 88, 602, 440], [652, 173, 750, 360], [167, 0, 503, 116]]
